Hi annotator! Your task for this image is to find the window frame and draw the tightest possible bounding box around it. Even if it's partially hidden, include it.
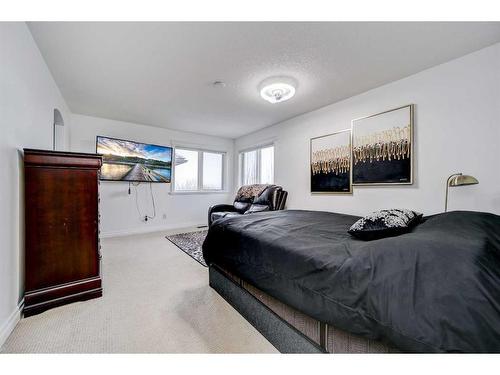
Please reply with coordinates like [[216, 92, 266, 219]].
[[238, 143, 275, 186], [171, 146, 227, 193]]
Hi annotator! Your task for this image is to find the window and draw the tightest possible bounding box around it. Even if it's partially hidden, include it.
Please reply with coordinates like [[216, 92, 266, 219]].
[[260, 145, 274, 184], [239, 144, 274, 185], [174, 149, 198, 191], [203, 152, 223, 190], [242, 149, 258, 185], [173, 148, 225, 192]]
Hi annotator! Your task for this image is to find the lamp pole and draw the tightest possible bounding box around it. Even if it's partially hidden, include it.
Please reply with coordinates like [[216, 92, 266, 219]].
[[445, 173, 462, 212]]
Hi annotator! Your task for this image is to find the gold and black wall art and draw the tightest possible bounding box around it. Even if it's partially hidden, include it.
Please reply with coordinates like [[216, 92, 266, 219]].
[[310, 129, 352, 194], [351, 104, 414, 185]]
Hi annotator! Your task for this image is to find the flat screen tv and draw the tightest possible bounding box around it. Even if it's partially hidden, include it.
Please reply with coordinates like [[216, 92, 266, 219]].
[[96, 136, 172, 182]]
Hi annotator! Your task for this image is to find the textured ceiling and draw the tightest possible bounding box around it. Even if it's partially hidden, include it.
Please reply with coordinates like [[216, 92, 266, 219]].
[[28, 22, 500, 138]]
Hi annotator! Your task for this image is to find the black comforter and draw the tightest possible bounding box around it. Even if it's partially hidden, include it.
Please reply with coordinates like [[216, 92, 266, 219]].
[[202, 210, 500, 352]]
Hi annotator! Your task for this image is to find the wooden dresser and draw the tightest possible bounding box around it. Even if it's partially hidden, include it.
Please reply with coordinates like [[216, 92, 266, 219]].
[[23, 149, 103, 317]]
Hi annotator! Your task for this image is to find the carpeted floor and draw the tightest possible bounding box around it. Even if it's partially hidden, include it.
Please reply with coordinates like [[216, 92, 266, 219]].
[[0, 229, 277, 353], [166, 229, 208, 267]]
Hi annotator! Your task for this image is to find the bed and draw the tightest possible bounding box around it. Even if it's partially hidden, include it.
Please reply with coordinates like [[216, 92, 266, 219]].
[[202, 209, 500, 353]]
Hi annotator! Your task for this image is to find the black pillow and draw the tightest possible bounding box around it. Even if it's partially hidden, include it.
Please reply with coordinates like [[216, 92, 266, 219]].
[[244, 204, 270, 214], [233, 201, 251, 213], [253, 185, 278, 207], [348, 209, 423, 240]]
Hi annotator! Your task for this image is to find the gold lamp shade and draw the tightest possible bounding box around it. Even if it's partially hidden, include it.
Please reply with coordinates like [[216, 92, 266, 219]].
[[445, 173, 479, 212], [448, 174, 479, 187]]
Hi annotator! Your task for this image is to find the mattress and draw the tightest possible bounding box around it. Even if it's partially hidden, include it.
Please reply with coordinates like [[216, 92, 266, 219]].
[[202, 209, 500, 352]]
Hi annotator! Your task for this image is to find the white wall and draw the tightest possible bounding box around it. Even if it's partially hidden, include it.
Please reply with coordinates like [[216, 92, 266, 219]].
[[236, 43, 500, 216], [70, 114, 234, 237], [0, 23, 71, 345]]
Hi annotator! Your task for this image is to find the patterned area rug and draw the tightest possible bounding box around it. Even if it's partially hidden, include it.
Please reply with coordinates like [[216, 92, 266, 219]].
[[166, 230, 208, 267]]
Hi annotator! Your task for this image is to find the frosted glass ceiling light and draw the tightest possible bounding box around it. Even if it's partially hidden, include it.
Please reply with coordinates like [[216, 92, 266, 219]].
[[260, 82, 296, 104]]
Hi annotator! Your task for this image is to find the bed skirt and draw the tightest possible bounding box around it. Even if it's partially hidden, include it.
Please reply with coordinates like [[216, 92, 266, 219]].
[[209, 264, 399, 353]]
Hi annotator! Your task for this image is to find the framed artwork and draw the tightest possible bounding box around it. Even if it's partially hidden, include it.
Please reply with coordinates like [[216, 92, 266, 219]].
[[310, 129, 352, 194], [352, 104, 414, 185]]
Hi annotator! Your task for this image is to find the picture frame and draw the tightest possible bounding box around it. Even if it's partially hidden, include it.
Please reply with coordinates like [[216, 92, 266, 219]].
[[351, 104, 414, 185], [310, 128, 352, 194]]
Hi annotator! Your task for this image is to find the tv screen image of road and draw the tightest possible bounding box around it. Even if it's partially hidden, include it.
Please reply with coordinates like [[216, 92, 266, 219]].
[[96, 136, 172, 182]]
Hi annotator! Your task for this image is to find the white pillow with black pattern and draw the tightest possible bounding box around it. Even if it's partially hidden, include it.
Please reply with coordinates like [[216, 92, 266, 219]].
[[348, 209, 423, 240]]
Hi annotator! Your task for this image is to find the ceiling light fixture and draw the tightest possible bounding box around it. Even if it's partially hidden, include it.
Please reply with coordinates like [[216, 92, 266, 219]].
[[260, 81, 296, 104]]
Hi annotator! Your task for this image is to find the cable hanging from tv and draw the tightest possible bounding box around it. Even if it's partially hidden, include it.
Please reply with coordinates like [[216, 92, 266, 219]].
[[133, 182, 156, 222]]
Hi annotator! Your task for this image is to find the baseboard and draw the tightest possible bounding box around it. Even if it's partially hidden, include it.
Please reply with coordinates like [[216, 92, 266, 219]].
[[0, 302, 22, 348], [101, 221, 205, 238]]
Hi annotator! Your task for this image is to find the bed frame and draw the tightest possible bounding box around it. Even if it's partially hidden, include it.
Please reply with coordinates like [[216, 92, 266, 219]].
[[209, 264, 399, 353]]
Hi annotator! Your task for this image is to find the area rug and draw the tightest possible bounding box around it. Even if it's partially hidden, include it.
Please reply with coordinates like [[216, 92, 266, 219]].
[[166, 230, 208, 267]]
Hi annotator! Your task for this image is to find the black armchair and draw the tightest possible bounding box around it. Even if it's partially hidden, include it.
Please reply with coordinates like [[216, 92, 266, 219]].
[[208, 184, 288, 226]]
